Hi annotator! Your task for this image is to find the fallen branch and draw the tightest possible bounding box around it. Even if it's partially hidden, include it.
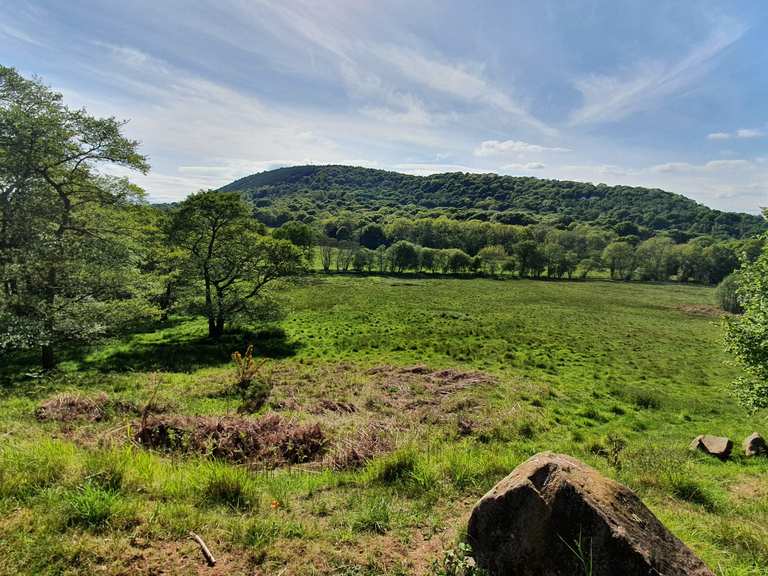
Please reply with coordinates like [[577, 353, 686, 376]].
[[189, 531, 216, 567]]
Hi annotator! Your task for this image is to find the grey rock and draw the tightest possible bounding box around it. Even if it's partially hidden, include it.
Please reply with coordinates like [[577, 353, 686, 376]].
[[467, 452, 714, 576]]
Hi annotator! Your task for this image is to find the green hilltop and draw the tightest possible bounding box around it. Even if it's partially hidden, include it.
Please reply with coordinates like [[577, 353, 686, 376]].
[[219, 164, 766, 239]]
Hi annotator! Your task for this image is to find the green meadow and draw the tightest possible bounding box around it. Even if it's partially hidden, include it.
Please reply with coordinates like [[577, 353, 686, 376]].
[[1, 276, 766, 575]]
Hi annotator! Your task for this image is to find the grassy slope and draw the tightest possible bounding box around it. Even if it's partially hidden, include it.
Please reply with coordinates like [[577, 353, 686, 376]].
[[1, 277, 767, 575]]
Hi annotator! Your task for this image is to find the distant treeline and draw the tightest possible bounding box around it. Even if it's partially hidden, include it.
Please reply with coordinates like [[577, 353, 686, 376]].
[[273, 217, 764, 283], [221, 165, 767, 240]]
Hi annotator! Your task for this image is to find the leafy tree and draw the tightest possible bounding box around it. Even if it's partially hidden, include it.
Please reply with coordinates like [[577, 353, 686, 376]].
[[724, 230, 768, 411], [477, 245, 507, 275], [577, 257, 601, 279], [374, 245, 387, 272], [273, 221, 315, 259], [386, 240, 419, 272], [0, 66, 153, 369], [634, 236, 674, 281], [446, 249, 472, 274], [352, 247, 374, 272], [514, 241, 546, 278], [169, 190, 304, 338], [602, 242, 635, 280], [319, 238, 335, 273], [336, 241, 357, 272], [703, 243, 738, 284], [420, 247, 439, 273], [358, 223, 387, 249]]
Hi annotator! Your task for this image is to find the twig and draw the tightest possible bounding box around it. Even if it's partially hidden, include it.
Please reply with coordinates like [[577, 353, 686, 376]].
[[189, 531, 216, 567]]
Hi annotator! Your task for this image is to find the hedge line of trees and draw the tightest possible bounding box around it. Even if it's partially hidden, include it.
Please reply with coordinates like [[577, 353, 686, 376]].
[[273, 218, 763, 283]]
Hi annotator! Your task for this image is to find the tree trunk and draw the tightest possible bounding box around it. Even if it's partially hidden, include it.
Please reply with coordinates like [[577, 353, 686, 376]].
[[213, 286, 225, 338], [204, 270, 216, 337], [41, 343, 55, 371]]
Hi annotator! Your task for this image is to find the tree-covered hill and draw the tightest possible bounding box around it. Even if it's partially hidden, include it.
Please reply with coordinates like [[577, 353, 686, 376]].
[[220, 165, 765, 239]]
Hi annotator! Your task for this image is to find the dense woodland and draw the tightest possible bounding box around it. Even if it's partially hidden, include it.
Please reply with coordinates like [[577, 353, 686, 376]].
[[222, 165, 767, 239]]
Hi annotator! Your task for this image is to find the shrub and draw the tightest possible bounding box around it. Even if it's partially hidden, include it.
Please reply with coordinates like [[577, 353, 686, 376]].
[[232, 345, 271, 413], [715, 273, 743, 314]]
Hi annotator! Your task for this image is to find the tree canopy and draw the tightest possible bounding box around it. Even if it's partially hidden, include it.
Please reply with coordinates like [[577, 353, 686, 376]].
[[0, 65, 152, 368]]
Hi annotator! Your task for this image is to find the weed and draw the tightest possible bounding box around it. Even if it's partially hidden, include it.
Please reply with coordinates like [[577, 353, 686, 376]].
[[431, 543, 486, 576]]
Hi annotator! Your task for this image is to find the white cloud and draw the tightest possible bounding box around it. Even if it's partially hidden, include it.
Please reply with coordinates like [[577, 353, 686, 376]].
[[708, 128, 764, 140], [500, 162, 546, 171], [474, 140, 570, 156], [569, 21, 745, 125], [736, 128, 764, 139], [651, 159, 751, 173], [393, 163, 488, 176]]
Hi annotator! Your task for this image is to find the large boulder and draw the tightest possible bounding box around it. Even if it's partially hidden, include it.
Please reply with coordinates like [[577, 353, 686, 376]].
[[744, 432, 767, 457], [689, 435, 733, 459], [467, 452, 713, 576]]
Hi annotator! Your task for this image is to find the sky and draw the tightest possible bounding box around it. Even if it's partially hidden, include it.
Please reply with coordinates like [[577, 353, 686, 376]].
[[2, 1, 767, 213]]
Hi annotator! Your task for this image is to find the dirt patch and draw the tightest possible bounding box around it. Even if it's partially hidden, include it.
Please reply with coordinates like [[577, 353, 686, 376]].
[[675, 304, 728, 318], [35, 393, 142, 422], [368, 365, 495, 394], [729, 475, 768, 500], [135, 413, 326, 465], [122, 537, 252, 576]]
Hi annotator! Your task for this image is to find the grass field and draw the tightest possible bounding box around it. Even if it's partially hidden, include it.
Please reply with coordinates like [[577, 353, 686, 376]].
[[1, 276, 767, 575]]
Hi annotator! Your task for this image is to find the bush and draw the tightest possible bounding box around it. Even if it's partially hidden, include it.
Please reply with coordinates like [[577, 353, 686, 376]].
[[715, 273, 743, 313]]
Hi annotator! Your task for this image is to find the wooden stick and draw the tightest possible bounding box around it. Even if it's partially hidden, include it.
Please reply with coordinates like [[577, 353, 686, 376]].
[[189, 531, 216, 567]]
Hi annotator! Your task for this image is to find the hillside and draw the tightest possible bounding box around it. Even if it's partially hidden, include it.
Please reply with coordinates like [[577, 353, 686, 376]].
[[220, 165, 766, 239]]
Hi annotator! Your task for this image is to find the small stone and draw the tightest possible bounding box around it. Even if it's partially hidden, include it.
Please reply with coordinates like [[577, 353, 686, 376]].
[[689, 434, 733, 459], [744, 432, 767, 457]]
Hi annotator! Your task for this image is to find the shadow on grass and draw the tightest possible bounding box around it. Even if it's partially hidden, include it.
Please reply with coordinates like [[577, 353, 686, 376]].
[[0, 325, 301, 386], [85, 327, 301, 373]]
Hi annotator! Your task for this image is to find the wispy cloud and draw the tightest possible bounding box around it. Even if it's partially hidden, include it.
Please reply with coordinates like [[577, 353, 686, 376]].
[[0, 22, 46, 47], [474, 139, 570, 156], [650, 159, 752, 173], [253, 1, 552, 135], [707, 128, 764, 140], [569, 20, 745, 126], [393, 163, 488, 176], [500, 162, 547, 171]]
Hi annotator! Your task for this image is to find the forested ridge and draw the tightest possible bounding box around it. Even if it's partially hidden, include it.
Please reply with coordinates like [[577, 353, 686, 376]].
[[220, 164, 766, 239]]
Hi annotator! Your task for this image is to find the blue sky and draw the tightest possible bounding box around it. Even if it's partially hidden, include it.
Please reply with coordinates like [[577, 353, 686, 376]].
[[2, 0, 767, 212]]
